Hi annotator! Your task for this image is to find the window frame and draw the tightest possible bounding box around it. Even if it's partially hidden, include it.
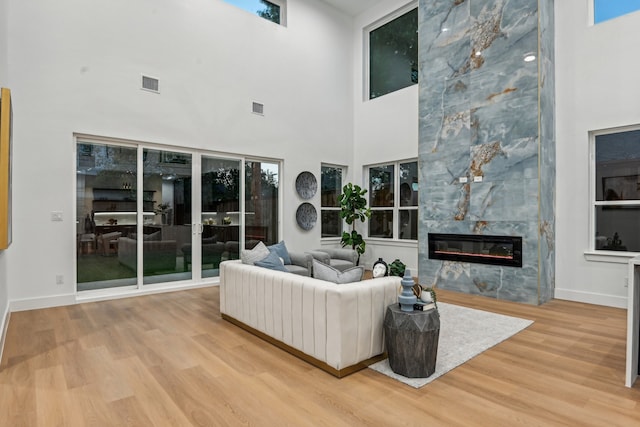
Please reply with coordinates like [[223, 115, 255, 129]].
[[592, 0, 640, 25], [586, 124, 640, 263], [222, 0, 287, 26], [320, 164, 346, 240], [365, 158, 418, 242], [363, 1, 418, 101]]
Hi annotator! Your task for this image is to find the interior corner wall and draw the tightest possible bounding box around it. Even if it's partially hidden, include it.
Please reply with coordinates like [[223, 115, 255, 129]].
[[555, 3, 640, 308], [5, 0, 354, 308], [351, 0, 420, 272], [417, 0, 555, 305]]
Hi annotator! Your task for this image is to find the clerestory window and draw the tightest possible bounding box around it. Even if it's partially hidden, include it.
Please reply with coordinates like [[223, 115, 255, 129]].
[[366, 4, 418, 100], [594, 0, 640, 24], [222, 0, 286, 26]]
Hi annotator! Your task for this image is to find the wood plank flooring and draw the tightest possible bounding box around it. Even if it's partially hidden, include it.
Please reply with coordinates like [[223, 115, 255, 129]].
[[1, 286, 639, 426]]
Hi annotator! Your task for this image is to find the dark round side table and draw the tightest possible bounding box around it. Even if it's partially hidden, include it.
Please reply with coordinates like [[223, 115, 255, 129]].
[[383, 304, 440, 378]]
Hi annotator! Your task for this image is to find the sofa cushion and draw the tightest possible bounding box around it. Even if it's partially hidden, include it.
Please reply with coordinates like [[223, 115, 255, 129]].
[[241, 241, 270, 265], [144, 230, 162, 241], [312, 259, 364, 284], [254, 250, 289, 272], [267, 240, 292, 265]]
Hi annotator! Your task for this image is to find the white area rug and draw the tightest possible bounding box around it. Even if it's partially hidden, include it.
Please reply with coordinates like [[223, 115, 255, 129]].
[[369, 302, 533, 388]]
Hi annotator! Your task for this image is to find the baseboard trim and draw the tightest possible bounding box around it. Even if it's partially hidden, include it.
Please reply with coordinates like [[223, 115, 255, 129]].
[[0, 303, 10, 366], [10, 293, 77, 312], [221, 313, 386, 378], [554, 288, 627, 309]]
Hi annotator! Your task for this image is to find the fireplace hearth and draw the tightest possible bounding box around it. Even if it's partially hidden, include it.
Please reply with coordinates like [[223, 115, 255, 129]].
[[428, 233, 523, 268]]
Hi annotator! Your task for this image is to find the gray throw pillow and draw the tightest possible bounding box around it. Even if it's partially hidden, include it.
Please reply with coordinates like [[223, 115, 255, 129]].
[[254, 250, 289, 272], [312, 259, 364, 284], [267, 240, 292, 265], [241, 241, 270, 265]]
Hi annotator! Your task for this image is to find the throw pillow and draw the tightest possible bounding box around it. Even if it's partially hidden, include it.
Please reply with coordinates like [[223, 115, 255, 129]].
[[254, 250, 289, 272], [267, 240, 292, 265], [241, 241, 270, 265], [312, 259, 364, 284]]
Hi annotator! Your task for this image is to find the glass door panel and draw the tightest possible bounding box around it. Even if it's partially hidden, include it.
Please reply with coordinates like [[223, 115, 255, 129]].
[[245, 160, 279, 247], [201, 157, 241, 277], [142, 149, 193, 284], [76, 142, 138, 291]]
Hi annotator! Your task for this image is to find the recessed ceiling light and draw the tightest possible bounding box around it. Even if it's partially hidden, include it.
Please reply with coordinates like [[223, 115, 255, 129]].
[[441, 27, 449, 32], [524, 54, 536, 62]]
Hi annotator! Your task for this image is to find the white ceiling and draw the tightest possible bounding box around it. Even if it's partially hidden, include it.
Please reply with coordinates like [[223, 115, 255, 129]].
[[321, 0, 384, 16]]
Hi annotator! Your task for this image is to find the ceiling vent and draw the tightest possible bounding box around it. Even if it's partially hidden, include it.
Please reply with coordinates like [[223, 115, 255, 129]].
[[252, 102, 264, 115], [141, 75, 159, 93]]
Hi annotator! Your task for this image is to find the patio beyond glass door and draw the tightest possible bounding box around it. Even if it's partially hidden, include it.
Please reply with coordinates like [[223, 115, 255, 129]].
[[201, 157, 241, 277], [245, 160, 279, 247]]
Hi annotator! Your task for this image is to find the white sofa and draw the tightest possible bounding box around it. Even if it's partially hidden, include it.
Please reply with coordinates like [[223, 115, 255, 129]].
[[219, 260, 401, 377]]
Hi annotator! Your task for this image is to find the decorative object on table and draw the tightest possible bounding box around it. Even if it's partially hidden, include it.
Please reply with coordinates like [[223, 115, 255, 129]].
[[338, 183, 371, 265], [388, 258, 406, 277], [398, 268, 417, 312], [383, 303, 440, 378], [295, 171, 317, 200], [296, 202, 317, 230], [411, 284, 438, 311], [372, 257, 388, 277], [372, 303, 533, 388]]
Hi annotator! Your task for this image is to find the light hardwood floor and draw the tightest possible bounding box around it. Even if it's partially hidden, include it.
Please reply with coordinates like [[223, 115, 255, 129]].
[[1, 286, 639, 426]]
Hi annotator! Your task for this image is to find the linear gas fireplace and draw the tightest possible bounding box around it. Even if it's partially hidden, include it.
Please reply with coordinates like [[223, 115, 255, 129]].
[[428, 233, 523, 267]]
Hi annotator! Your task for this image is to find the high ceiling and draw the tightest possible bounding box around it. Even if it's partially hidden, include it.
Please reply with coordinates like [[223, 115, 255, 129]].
[[321, 0, 383, 16]]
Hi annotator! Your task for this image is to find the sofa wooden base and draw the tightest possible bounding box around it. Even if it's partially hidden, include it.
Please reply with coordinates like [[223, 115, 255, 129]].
[[222, 313, 386, 378]]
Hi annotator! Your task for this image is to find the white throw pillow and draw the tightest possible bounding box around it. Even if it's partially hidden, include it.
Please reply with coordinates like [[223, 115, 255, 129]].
[[241, 241, 270, 265], [312, 259, 364, 284]]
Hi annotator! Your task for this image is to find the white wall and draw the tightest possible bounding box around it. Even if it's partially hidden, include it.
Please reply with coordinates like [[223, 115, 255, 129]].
[[5, 0, 354, 308], [351, 0, 419, 273], [0, 0, 10, 351], [555, 3, 640, 307]]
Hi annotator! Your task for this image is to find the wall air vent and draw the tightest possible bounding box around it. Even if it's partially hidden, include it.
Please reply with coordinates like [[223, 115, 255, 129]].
[[252, 102, 264, 115], [141, 75, 159, 93]]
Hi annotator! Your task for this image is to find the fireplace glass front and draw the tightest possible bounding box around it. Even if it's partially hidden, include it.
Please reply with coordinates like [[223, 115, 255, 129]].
[[428, 233, 523, 267]]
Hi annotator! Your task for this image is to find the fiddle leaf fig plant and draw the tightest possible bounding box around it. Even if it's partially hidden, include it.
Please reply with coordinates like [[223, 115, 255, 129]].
[[338, 183, 371, 265]]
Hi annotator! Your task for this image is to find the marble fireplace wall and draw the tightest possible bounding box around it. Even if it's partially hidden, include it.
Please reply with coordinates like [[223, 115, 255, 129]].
[[417, 0, 555, 305]]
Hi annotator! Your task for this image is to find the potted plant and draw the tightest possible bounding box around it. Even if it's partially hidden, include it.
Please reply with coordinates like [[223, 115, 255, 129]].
[[388, 259, 406, 277], [154, 203, 171, 225], [338, 183, 371, 265]]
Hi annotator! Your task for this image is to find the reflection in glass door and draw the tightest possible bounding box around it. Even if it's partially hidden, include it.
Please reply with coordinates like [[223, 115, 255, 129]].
[[142, 149, 193, 284], [201, 157, 241, 278], [76, 142, 138, 291]]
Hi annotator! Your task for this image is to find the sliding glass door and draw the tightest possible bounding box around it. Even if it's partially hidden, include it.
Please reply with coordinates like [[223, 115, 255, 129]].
[[77, 139, 280, 292], [76, 142, 138, 291], [142, 148, 193, 284], [245, 160, 279, 248], [200, 157, 241, 277]]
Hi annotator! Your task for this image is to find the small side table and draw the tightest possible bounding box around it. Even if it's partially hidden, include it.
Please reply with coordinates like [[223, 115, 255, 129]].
[[383, 304, 440, 378]]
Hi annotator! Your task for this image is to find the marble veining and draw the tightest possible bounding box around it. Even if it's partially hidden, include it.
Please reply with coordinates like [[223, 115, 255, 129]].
[[419, 0, 554, 305]]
